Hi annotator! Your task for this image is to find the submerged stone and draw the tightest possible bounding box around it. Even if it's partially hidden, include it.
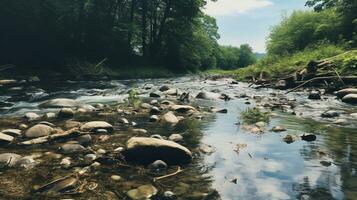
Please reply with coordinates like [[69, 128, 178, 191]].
[[123, 137, 192, 165], [127, 184, 158, 200], [342, 94, 357, 104]]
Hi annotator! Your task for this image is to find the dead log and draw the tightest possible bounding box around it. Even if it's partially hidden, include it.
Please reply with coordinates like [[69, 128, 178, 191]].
[[19, 128, 84, 145]]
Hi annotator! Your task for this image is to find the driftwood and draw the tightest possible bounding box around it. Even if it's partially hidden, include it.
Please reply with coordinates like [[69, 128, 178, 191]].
[[153, 166, 183, 182], [286, 76, 357, 94], [19, 128, 84, 145]]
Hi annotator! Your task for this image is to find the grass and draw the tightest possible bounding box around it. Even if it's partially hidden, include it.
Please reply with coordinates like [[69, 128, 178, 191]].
[[128, 89, 141, 108], [205, 44, 357, 81], [240, 107, 270, 125]]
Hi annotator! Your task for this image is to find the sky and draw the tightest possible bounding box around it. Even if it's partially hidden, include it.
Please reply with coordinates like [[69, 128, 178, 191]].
[[204, 0, 310, 53]]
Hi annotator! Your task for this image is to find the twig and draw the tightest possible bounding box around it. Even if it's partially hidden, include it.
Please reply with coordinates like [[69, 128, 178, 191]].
[[332, 68, 345, 86], [153, 166, 183, 182]]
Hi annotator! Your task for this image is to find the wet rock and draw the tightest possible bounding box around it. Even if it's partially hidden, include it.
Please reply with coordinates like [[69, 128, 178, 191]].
[[38, 177, 78, 194], [148, 160, 168, 170], [300, 134, 317, 142], [162, 112, 179, 124], [25, 124, 54, 138], [18, 124, 28, 130], [333, 118, 349, 125], [60, 143, 86, 154], [199, 144, 215, 155], [159, 85, 170, 92], [97, 149, 106, 154], [255, 121, 266, 128], [336, 88, 357, 98], [169, 134, 183, 142], [60, 157, 71, 168], [123, 137, 192, 165], [44, 112, 56, 119], [16, 156, 38, 169], [119, 118, 130, 125], [127, 184, 158, 200], [163, 88, 178, 96], [94, 128, 108, 134], [196, 91, 221, 100], [24, 112, 41, 121], [80, 121, 113, 133], [271, 126, 287, 132], [64, 120, 82, 129], [84, 154, 97, 162], [0, 79, 17, 85], [131, 129, 148, 134], [149, 115, 159, 122], [342, 94, 357, 104], [58, 108, 75, 118], [150, 106, 161, 115], [275, 80, 287, 89], [140, 103, 152, 109], [150, 134, 164, 139], [39, 98, 79, 108], [209, 108, 228, 113], [320, 160, 332, 167], [283, 134, 299, 144], [170, 105, 196, 113], [1, 129, 21, 137], [77, 134, 92, 146], [0, 153, 22, 168], [321, 110, 340, 118], [164, 191, 175, 198], [28, 76, 40, 82], [150, 92, 161, 98], [242, 125, 262, 134], [0, 132, 14, 143], [38, 121, 55, 127], [308, 91, 321, 100], [111, 175, 121, 181], [351, 113, 357, 118], [150, 99, 159, 105], [161, 100, 175, 106]]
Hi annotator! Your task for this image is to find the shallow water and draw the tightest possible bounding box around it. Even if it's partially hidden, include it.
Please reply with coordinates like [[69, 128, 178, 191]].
[[0, 76, 357, 199]]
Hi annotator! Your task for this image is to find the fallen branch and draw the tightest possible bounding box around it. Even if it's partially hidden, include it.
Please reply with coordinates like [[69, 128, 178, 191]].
[[19, 128, 84, 145], [153, 166, 183, 182], [286, 76, 357, 94]]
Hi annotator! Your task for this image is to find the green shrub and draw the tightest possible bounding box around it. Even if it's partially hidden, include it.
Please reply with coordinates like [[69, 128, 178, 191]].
[[241, 107, 270, 125]]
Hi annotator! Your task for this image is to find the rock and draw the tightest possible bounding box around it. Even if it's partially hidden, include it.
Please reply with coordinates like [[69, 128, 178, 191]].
[[196, 91, 221, 100], [162, 112, 179, 124], [1, 129, 21, 137], [77, 134, 92, 146], [199, 144, 215, 155], [39, 177, 78, 194], [119, 118, 129, 125], [111, 175, 121, 181], [173, 182, 190, 196], [351, 113, 357, 118], [60, 143, 86, 154], [210, 108, 228, 113], [169, 134, 183, 142], [150, 99, 159, 105], [127, 184, 158, 200], [58, 108, 75, 118], [18, 124, 28, 130], [150, 106, 160, 115], [336, 88, 357, 98], [28, 76, 40, 82], [149, 115, 159, 122], [60, 157, 71, 168], [25, 124, 53, 138], [300, 134, 317, 142], [159, 85, 170, 92], [271, 126, 287, 132], [0, 153, 22, 168], [333, 119, 349, 125], [38, 121, 55, 127], [275, 80, 287, 89], [140, 103, 152, 109], [39, 98, 79, 108], [131, 129, 148, 134], [44, 112, 56, 119], [84, 154, 97, 162], [161, 100, 175, 106], [94, 128, 108, 134], [0, 79, 17, 85], [308, 91, 321, 100], [64, 120, 82, 129], [170, 105, 196, 113], [283, 134, 298, 144], [150, 92, 161, 98], [164, 191, 175, 198], [0, 133, 14, 143], [148, 160, 168, 170], [16, 156, 38, 169], [255, 121, 266, 128], [123, 137, 192, 165], [150, 134, 164, 139], [97, 149, 106, 154], [321, 110, 341, 118], [80, 121, 113, 133], [24, 112, 40, 121], [342, 94, 357, 104], [163, 88, 178, 96]]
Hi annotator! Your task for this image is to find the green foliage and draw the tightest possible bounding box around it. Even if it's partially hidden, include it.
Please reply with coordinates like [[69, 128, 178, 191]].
[[216, 44, 257, 70], [241, 107, 270, 125], [267, 10, 342, 56], [128, 89, 141, 108]]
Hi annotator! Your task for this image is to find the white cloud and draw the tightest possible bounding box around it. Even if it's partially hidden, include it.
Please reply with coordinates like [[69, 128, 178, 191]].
[[205, 0, 273, 16]]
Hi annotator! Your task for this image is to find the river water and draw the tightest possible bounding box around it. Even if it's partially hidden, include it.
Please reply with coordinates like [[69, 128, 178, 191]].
[[0, 76, 356, 200]]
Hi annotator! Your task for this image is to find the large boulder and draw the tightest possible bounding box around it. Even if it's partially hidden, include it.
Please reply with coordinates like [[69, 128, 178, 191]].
[[336, 88, 357, 98], [122, 137, 192, 165], [25, 124, 54, 138], [196, 91, 221, 100], [80, 121, 113, 133], [39, 98, 79, 108], [342, 94, 357, 104]]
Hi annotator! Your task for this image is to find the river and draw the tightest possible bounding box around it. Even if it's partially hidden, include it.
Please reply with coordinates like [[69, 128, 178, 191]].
[[0, 76, 356, 199]]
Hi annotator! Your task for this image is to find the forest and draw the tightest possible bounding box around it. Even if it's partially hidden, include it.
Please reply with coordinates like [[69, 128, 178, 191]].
[[0, 0, 256, 74]]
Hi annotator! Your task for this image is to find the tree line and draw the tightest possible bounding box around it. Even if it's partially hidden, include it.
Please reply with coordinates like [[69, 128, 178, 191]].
[[0, 0, 256, 73]]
